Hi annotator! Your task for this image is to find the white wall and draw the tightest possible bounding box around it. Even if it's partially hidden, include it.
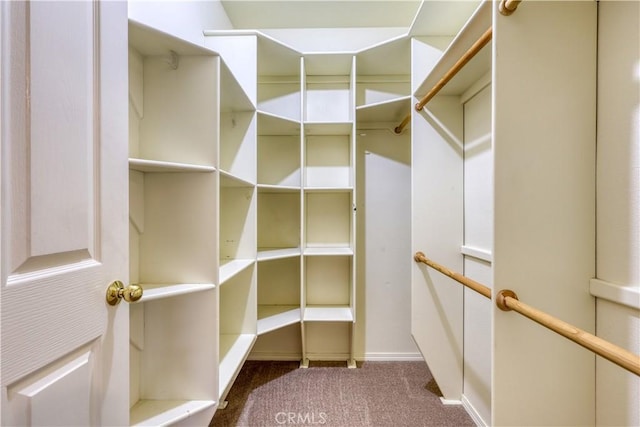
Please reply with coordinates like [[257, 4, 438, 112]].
[[355, 129, 419, 360], [595, 2, 640, 425]]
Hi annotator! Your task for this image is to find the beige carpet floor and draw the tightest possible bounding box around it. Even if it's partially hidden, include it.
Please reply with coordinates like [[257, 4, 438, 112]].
[[210, 360, 475, 426]]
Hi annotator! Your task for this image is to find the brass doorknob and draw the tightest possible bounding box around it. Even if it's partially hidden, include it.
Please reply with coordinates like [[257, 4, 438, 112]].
[[106, 281, 143, 306]]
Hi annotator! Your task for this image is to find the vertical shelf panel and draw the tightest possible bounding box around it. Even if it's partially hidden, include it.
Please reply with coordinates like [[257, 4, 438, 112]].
[[219, 183, 256, 263], [492, 2, 597, 425], [220, 111, 257, 183]]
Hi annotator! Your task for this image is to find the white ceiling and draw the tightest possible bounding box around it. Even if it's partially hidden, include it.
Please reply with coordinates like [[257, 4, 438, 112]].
[[220, 0, 482, 35], [220, 0, 423, 30]]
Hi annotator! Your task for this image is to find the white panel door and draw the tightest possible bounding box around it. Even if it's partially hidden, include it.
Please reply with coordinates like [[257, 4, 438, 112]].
[[1, 2, 129, 426]]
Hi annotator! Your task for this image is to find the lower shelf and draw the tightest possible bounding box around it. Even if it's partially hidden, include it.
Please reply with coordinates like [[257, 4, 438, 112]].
[[303, 306, 354, 322], [130, 399, 216, 426], [257, 305, 301, 335], [219, 334, 256, 401]]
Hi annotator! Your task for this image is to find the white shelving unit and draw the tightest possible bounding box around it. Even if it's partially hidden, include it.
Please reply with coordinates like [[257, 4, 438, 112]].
[[211, 33, 258, 404], [300, 54, 357, 368], [128, 20, 219, 427]]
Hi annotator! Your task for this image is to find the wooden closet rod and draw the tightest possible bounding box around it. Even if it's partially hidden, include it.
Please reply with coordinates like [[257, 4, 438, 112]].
[[414, 26, 493, 112], [414, 252, 492, 299], [394, 114, 411, 134], [497, 290, 640, 377], [413, 251, 640, 377], [499, 0, 522, 16]]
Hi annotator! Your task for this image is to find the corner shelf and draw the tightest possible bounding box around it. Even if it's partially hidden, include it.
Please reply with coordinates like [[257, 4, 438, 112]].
[[414, 0, 491, 99], [130, 400, 217, 427], [138, 283, 216, 302]]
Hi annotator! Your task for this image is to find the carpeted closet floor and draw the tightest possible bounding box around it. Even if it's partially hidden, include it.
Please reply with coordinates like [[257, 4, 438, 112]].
[[210, 361, 475, 426]]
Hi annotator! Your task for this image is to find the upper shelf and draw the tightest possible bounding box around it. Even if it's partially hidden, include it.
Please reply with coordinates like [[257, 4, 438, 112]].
[[356, 36, 410, 77], [356, 96, 411, 124], [129, 20, 214, 57], [414, 0, 492, 98]]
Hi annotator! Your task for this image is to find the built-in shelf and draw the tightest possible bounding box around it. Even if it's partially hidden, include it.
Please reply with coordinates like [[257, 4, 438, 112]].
[[414, 0, 491, 99], [257, 184, 300, 192], [257, 247, 301, 261], [303, 306, 354, 322], [258, 111, 300, 135], [130, 399, 217, 427], [219, 259, 255, 285], [219, 334, 257, 399], [303, 122, 353, 135], [220, 170, 255, 187], [355, 96, 412, 124], [303, 247, 354, 256], [129, 158, 216, 173], [138, 283, 216, 302], [258, 306, 301, 335]]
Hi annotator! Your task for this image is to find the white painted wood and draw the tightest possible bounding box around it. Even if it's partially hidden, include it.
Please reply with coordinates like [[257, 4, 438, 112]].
[[258, 257, 300, 306], [1, 2, 128, 425], [355, 134, 418, 359], [409, 0, 482, 37], [129, 158, 216, 173], [140, 293, 217, 400], [595, 5, 639, 424], [460, 245, 492, 263], [219, 259, 255, 285], [257, 307, 302, 335], [305, 135, 352, 188], [258, 191, 300, 249], [410, 37, 452, 95], [257, 247, 302, 261], [410, 94, 464, 400], [305, 255, 352, 306], [463, 84, 492, 252], [218, 334, 256, 400], [356, 96, 411, 124], [220, 111, 257, 183], [138, 283, 216, 303], [219, 185, 256, 261], [492, 2, 596, 425], [303, 307, 354, 322], [204, 35, 257, 107], [139, 173, 218, 284], [414, 0, 491, 98], [131, 400, 216, 427], [303, 247, 354, 256], [305, 192, 352, 248], [303, 323, 351, 361], [596, 0, 639, 293], [590, 279, 640, 311], [136, 52, 218, 167], [356, 36, 410, 77]]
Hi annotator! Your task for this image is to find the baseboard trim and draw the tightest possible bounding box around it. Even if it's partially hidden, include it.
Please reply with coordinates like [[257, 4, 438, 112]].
[[439, 397, 462, 406], [247, 353, 302, 361], [461, 394, 487, 427], [358, 352, 424, 362], [248, 352, 424, 362]]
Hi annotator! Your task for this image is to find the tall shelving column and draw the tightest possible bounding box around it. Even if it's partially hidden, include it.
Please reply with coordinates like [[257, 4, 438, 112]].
[[254, 36, 303, 344], [301, 54, 357, 368], [128, 21, 219, 426], [204, 34, 258, 405]]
